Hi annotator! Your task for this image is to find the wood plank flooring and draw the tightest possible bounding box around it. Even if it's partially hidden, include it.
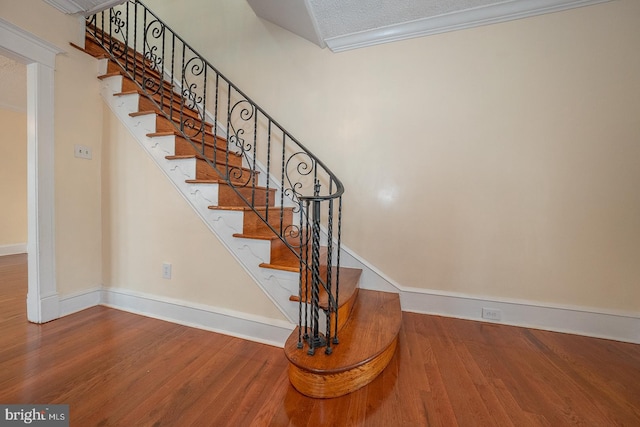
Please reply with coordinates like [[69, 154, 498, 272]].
[[1, 254, 639, 426]]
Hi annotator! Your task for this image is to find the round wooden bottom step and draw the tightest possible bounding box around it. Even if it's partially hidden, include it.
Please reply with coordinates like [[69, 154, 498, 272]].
[[288, 336, 398, 398], [284, 290, 402, 398]]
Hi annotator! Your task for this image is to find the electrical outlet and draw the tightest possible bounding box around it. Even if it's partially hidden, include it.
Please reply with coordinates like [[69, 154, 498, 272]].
[[162, 263, 172, 279], [74, 144, 92, 160], [482, 308, 502, 321]]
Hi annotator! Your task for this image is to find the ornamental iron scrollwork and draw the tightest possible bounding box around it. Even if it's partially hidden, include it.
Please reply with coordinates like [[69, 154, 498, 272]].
[[88, 0, 344, 357]]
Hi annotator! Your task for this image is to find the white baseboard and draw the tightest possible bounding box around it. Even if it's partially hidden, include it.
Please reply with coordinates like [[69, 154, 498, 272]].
[[0, 243, 27, 256], [401, 287, 640, 344], [100, 287, 295, 347], [54, 286, 294, 346], [59, 287, 102, 317], [52, 282, 638, 345]]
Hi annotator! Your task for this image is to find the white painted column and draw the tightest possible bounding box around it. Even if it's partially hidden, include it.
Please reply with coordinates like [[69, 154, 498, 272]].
[[26, 62, 59, 323]]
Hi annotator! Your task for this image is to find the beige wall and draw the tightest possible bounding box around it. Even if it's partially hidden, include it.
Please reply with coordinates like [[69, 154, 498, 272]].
[[0, 108, 27, 246], [145, 0, 640, 313], [1, 0, 103, 294], [1, 0, 637, 319], [101, 104, 286, 320]]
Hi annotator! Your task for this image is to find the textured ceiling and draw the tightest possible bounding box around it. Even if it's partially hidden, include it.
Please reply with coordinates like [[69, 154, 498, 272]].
[[43, 0, 124, 15], [0, 55, 27, 112], [308, 0, 499, 39]]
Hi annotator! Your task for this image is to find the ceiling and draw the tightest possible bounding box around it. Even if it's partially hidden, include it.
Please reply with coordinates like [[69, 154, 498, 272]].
[[246, 0, 612, 52], [42, 0, 124, 15], [41, 0, 611, 52]]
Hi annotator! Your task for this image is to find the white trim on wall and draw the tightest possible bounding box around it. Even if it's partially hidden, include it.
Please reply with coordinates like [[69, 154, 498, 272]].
[[101, 287, 295, 347], [55, 282, 639, 345], [59, 286, 102, 316], [401, 287, 640, 344], [0, 243, 27, 256], [0, 17, 64, 324]]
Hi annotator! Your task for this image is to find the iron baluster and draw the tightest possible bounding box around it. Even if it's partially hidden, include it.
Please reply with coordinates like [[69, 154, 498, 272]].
[[266, 121, 272, 225], [169, 34, 175, 123], [251, 108, 258, 206], [200, 66, 207, 157], [124, 3, 129, 73], [213, 74, 219, 165], [334, 195, 342, 344], [303, 200, 310, 346], [226, 82, 231, 179], [325, 195, 334, 355], [132, 2, 137, 81]]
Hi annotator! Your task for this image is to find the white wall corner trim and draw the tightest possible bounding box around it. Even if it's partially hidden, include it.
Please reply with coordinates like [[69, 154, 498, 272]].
[[0, 243, 27, 256], [101, 287, 295, 347], [324, 0, 613, 52]]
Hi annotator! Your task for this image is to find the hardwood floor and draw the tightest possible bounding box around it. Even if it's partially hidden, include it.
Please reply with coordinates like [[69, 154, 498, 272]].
[[1, 254, 639, 426]]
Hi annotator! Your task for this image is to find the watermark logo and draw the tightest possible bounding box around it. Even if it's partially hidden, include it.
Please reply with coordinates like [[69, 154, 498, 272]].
[[0, 405, 68, 427]]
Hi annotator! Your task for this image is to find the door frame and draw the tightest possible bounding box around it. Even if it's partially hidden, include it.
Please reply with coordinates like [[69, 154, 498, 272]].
[[0, 18, 63, 323]]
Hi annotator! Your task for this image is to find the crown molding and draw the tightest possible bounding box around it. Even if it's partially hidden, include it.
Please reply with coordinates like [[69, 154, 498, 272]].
[[0, 18, 64, 67], [324, 0, 613, 52], [43, 0, 125, 16]]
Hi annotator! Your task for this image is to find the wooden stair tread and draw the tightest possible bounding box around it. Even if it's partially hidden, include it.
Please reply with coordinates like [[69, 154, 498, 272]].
[[187, 179, 274, 191], [114, 89, 189, 107], [166, 153, 245, 163], [116, 88, 204, 122], [293, 266, 361, 311], [97, 72, 123, 80], [165, 154, 254, 172], [187, 179, 225, 185], [207, 205, 254, 211], [233, 232, 279, 241], [70, 41, 109, 59], [285, 290, 400, 373], [284, 289, 401, 398], [98, 67, 169, 87], [259, 263, 298, 273], [286, 266, 361, 330], [129, 110, 216, 139], [129, 109, 214, 130], [147, 131, 230, 147], [208, 205, 291, 211], [259, 236, 328, 272]]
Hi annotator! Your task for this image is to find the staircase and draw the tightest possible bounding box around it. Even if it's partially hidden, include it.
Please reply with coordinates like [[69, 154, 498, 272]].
[[76, 0, 401, 398]]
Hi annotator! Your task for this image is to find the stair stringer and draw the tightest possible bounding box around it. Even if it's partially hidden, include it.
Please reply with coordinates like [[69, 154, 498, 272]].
[[100, 69, 304, 324]]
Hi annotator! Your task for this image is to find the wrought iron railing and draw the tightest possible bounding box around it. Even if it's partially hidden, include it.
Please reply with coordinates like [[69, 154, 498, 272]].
[[88, 0, 343, 355]]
